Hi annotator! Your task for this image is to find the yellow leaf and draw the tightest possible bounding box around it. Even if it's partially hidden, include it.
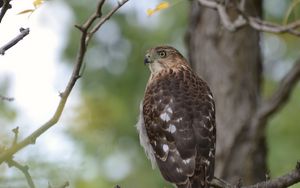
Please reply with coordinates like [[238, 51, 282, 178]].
[[147, 1, 170, 16], [156, 2, 169, 10], [18, 9, 34, 15], [146, 9, 155, 16], [33, 0, 44, 8]]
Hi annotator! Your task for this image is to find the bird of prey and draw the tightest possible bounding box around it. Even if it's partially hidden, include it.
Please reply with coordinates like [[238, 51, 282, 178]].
[[137, 45, 216, 188]]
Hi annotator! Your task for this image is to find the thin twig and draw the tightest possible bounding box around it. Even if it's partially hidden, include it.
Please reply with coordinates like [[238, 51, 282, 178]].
[[0, 0, 129, 164], [86, 0, 129, 44], [0, 28, 30, 55], [0, 0, 11, 23], [6, 159, 35, 188], [256, 59, 300, 122], [11, 127, 19, 146], [250, 58, 300, 136], [0, 94, 14, 101], [197, 0, 300, 36]]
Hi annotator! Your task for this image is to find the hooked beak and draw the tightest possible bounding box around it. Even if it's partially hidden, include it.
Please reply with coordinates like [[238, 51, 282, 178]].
[[144, 53, 152, 65]]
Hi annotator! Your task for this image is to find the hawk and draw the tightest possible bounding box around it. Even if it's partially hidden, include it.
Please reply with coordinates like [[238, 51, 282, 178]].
[[137, 45, 216, 188]]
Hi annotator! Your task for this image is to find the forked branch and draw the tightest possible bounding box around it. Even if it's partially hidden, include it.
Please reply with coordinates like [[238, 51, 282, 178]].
[[197, 0, 300, 36], [258, 59, 300, 121], [6, 159, 35, 188], [250, 58, 300, 133], [0, 0, 12, 23]]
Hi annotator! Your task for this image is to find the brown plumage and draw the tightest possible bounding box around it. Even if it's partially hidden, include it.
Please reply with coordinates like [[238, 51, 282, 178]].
[[137, 45, 216, 188]]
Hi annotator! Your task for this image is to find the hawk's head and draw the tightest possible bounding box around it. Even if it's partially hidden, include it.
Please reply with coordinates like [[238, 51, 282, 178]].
[[144, 45, 189, 74]]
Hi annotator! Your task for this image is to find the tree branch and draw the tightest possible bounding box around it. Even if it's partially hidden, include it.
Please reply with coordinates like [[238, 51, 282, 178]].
[[6, 159, 35, 188], [210, 162, 300, 188], [0, 0, 129, 164], [87, 0, 128, 43], [0, 94, 14, 101], [257, 59, 300, 121], [0, 0, 12, 23], [197, 0, 300, 36], [0, 28, 30, 55], [11, 127, 19, 146]]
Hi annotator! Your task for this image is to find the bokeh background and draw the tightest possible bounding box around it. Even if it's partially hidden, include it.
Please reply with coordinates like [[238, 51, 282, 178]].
[[0, 0, 299, 187]]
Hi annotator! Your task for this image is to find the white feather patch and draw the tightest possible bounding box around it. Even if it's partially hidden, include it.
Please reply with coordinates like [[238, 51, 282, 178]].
[[136, 103, 157, 169], [160, 112, 170, 122], [163, 144, 169, 152], [175, 117, 183, 122], [183, 158, 192, 164], [167, 124, 176, 133], [167, 107, 173, 113], [176, 167, 183, 173]]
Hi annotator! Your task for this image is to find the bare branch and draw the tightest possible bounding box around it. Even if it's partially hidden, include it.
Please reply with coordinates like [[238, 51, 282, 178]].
[[0, 94, 14, 101], [0, 28, 30, 55], [81, 0, 105, 32], [0, 0, 129, 164], [257, 59, 300, 121], [0, 0, 12, 23], [248, 18, 300, 36], [86, 0, 129, 44], [197, 0, 300, 36], [6, 159, 35, 188], [210, 162, 300, 188], [11, 127, 19, 146]]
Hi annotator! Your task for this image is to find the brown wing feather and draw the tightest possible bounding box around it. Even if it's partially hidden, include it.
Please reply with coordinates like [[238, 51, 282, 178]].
[[143, 66, 216, 187]]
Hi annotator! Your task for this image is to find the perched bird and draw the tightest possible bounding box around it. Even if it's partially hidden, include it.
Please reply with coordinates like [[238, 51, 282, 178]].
[[137, 45, 216, 188]]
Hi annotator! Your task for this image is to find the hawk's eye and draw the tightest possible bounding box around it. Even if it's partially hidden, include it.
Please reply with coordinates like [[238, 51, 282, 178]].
[[158, 50, 166, 58]]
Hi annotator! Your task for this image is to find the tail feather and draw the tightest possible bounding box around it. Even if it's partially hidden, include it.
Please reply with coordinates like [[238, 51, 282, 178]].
[[176, 176, 209, 188], [191, 176, 206, 188], [176, 181, 191, 188]]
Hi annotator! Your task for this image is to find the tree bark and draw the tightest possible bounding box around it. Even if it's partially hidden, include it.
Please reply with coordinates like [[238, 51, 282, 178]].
[[186, 0, 267, 185]]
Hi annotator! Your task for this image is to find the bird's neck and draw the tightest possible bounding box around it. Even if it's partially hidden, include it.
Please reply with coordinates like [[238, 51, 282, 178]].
[[147, 64, 190, 85]]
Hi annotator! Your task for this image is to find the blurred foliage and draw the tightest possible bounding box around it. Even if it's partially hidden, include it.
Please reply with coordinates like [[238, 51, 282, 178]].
[[284, 0, 300, 24], [262, 1, 300, 187], [0, 78, 16, 121], [268, 95, 300, 188], [0, 78, 16, 154], [262, 2, 300, 186], [263, 80, 300, 188]]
